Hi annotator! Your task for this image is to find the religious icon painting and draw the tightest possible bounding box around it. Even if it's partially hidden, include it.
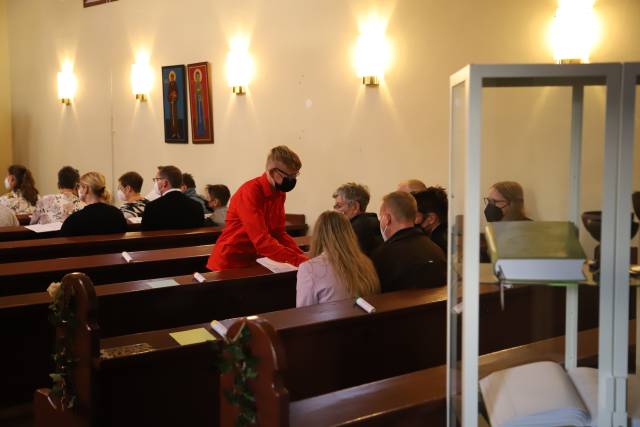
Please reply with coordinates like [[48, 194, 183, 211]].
[[186, 62, 214, 144], [161, 65, 188, 143]]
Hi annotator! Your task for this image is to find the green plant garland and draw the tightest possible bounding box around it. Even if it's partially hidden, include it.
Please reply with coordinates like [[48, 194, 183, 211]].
[[48, 282, 78, 409], [218, 323, 259, 427]]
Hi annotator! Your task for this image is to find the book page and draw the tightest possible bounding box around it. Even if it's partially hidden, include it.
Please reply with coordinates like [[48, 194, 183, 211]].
[[480, 361, 589, 426], [256, 257, 298, 273], [24, 222, 63, 233]]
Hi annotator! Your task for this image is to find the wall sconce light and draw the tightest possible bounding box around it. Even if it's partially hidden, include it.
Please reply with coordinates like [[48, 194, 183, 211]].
[[355, 16, 391, 86], [549, 0, 599, 64], [57, 63, 77, 105], [226, 37, 254, 95], [131, 55, 153, 101]]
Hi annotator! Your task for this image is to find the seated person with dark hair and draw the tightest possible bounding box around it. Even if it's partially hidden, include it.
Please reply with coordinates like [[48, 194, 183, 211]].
[[413, 186, 448, 254], [204, 184, 231, 227], [31, 165, 84, 225], [141, 166, 204, 230], [117, 171, 148, 219], [181, 172, 210, 213], [61, 172, 127, 236], [333, 182, 382, 257], [372, 191, 446, 292]]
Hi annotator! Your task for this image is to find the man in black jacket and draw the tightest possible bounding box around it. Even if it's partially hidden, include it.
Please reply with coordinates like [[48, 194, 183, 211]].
[[372, 191, 446, 293], [141, 165, 204, 231], [412, 186, 448, 255], [333, 182, 382, 257]]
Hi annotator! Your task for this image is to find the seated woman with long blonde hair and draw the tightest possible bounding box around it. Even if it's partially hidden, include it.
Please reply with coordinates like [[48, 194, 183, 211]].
[[296, 210, 380, 307]]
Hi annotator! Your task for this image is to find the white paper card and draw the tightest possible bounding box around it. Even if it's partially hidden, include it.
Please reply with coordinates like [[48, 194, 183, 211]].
[[147, 279, 179, 289], [24, 222, 63, 233], [121, 251, 133, 263], [193, 272, 206, 283], [356, 297, 376, 313], [210, 320, 228, 338], [256, 257, 298, 273], [127, 216, 143, 224]]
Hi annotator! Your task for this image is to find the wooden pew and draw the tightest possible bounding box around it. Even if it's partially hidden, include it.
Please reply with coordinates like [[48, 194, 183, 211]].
[[0, 226, 222, 263], [30, 274, 601, 426], [0, 213, 308, 242], [288, 322, 636, 427]]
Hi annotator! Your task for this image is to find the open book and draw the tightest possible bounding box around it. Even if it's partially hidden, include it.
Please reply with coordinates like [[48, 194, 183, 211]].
[[480, 361, 639, 427]]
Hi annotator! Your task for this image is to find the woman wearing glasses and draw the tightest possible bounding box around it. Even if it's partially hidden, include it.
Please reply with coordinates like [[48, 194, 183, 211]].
[[207, 145, 309, 271], [483, 181, 530, 222]]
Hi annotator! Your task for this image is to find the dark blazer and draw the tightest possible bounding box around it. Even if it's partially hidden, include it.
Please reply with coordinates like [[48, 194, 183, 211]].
[[350, 212, 383, 257], [141, 190, 204, 231], [428, 222, 447, 255], [61, 202, 127, 237], [371, 226, 447, 293]]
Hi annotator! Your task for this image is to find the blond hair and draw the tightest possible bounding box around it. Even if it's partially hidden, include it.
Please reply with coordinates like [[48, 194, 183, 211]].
[[80, 172, 111, 203], [310, 211, 380, 298], [492, 181, 527, 220], [382, 191, 417, 223], [267, 145, 302, 171]]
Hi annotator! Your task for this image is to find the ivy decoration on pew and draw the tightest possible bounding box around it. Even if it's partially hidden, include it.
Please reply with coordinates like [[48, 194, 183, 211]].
[[218, 322, 259, 427], [47, 281, 78, 410]]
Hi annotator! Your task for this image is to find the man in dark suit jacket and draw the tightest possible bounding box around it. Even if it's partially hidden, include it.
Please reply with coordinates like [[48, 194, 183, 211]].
[[141, 165, 204, 231], [412, 186, 448, 255], [371, 191, 446, 293], [333, 182, 383, 257]]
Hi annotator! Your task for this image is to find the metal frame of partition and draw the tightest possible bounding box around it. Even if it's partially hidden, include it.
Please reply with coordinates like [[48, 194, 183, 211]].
[[446, 63, 633, 427]]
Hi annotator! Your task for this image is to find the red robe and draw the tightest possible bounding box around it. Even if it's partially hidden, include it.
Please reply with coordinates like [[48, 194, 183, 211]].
[[207, 173, 308, 270]]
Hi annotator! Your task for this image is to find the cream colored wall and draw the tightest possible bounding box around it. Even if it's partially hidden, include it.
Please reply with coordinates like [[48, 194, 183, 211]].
[[0, 0, 12, 172], [6, 0, 640, 252]]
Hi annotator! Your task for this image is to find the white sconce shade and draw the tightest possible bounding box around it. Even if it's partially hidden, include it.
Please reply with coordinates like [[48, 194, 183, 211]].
[[131, 60, 153, 101], [226, 37, 254, 95], [57, 64, 77, 105], [550, 0, 599, 63], [355, 16, 391, 86]]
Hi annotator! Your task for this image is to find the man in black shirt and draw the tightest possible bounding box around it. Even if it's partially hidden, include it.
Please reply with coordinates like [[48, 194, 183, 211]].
[[141, 165, 204, 231], [333, 182, 382, 257], [372, 191, 446, 293], [412, 186, 448, 255]]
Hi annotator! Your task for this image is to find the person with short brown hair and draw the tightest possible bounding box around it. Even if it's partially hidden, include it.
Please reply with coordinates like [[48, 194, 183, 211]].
[[204, 184, 231, 226], [117, 171, 148, 219], [207, 146, 308, 270], [371, 191, 446, 292], [397, 179, 427, 194], [31, 166, 84, 225]]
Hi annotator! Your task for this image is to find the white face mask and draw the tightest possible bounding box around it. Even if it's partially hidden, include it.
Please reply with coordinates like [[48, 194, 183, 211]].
[[154, 180, 161, 196], [3, 177, 11, 190], [117, 189, 126, 202], [380, 221, 389, 242], [78, 186, 87, 202]]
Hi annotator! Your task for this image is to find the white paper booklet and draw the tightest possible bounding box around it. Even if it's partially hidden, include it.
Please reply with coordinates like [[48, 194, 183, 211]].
[[480, 361, 593, 427], [256, 257, 298, 273], [127, 216, 143, 224], [24, 222, 63, 233]]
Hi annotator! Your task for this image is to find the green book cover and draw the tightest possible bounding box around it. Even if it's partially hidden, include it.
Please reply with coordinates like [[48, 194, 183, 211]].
[[485, 221, 586, 283]]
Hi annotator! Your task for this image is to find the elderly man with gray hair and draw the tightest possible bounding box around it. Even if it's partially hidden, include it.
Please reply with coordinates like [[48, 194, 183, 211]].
[[333, 182, 383, 257]]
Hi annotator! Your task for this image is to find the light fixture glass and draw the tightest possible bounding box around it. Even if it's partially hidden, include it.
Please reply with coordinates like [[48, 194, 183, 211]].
[[355, 16, 391, 86], [226, 36, 254, 95], [549, 0, 600, 63], [57, 62, 77, 105], [131, 53, 153, 101]]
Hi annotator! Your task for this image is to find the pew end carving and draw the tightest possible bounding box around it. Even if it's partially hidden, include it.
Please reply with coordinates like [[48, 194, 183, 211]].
[[220, 317, 289, 427], [34, 272, 99, 427]]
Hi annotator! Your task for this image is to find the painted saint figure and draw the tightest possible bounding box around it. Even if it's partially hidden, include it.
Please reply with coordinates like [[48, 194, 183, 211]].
[[194, 69, 206, 137], [168, 71, 180, 138]]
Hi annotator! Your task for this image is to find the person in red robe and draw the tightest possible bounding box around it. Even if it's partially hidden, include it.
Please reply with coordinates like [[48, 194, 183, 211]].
[[207, 146, 308, 270]]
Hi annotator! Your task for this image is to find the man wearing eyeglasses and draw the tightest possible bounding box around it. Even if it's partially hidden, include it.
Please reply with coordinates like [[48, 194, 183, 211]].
[[207, 146, 308, 270], [141, 165, 205, 231]]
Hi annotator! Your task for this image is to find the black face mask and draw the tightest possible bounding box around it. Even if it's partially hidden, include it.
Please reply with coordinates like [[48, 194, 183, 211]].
[[484, 203, 503, 222], [275, 176, 297, 192]]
